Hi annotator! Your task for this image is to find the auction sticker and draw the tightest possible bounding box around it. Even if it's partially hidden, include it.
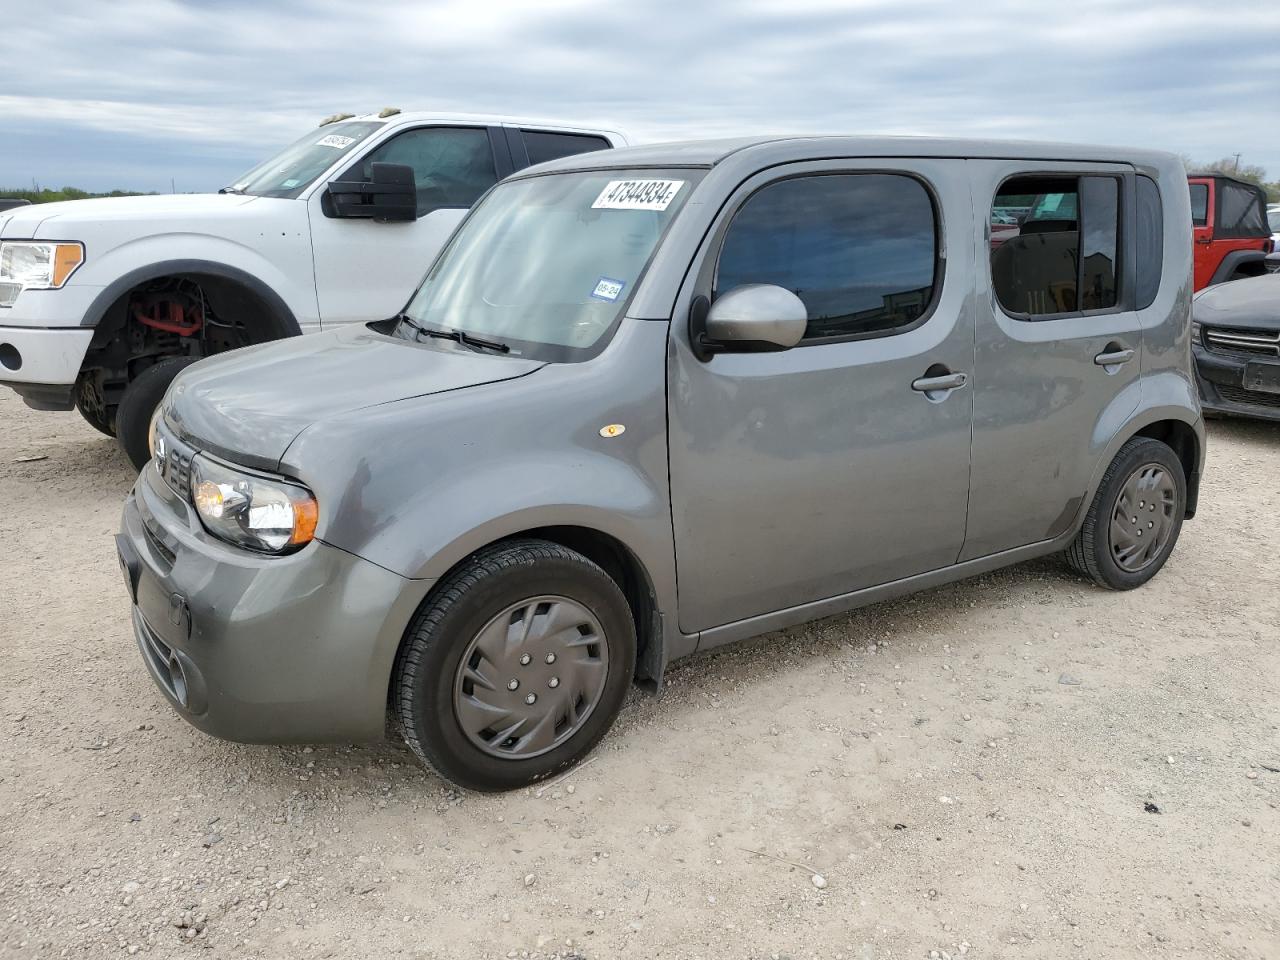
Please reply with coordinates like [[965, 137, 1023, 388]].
[[592, 179, 684, 211], [591, 277, 626, 302], [316, 134, 356, 149]]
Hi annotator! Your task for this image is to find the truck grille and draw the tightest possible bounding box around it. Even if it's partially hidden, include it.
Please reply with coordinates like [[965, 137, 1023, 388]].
[[1203, 326, 1280, 359]]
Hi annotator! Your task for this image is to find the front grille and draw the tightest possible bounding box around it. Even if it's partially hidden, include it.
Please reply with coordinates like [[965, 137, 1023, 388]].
[[154, 422, 196, 503], [1203, 326, 1280, 359], [1216, 384, 1280, 409]]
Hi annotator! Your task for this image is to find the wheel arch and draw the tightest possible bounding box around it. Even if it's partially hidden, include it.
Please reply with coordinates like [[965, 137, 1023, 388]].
[[1087, 403, 1204, 525], [82, 259, 302, 340], [1208, 249, 1267, 286]]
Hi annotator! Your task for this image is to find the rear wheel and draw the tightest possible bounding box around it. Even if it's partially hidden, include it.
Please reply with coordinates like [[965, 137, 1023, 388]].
[[1065, 437, 1186, 589], [393, 539, 636, 791], [115, 357, 200, 471]]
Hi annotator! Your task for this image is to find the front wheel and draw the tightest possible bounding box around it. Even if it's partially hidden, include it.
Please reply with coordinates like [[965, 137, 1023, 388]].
[[115, 357, 200, 471], [1065, 437, 1186, 589], [392, 539, 636, 792]]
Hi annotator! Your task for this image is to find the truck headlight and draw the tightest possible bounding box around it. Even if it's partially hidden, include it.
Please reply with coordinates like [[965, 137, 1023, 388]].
[[190, 455, 318, 554], [0, 241, 85, 305]]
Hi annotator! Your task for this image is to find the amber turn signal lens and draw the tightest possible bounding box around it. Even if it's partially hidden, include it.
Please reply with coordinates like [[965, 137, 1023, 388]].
[[291, 497, 319, 546], [52, 244, 84, 287]]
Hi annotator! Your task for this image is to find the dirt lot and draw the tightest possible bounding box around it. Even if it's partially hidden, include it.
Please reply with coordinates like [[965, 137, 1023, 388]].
[[1, 389, 1278, 960]]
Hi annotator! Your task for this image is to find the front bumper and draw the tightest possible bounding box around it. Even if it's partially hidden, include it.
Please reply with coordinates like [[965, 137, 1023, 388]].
[[0, 326, 93, 405], [118, 463, 433, 744], [1192, 344, 1280, 422]]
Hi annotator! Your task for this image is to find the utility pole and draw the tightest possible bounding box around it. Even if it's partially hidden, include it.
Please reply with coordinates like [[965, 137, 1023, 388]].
[[171, 177, 176, 195], [1233, 153, 1241, 173]]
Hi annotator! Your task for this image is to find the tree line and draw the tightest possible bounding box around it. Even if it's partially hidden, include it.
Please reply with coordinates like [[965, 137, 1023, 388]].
[[0, 186, 155, 204]]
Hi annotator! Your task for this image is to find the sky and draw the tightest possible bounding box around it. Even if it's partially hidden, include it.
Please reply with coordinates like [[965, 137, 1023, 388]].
[[3, 0, 1279, 194]]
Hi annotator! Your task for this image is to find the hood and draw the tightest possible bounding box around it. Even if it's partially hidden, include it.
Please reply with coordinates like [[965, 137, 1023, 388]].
[[1193, 273, 1280, 331], [165, 324, 546, 471], [0, 193, 260, 239]]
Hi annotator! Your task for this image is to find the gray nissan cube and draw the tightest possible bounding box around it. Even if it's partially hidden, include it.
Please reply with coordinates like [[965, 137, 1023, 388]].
[[118, 136, 1204, 791]]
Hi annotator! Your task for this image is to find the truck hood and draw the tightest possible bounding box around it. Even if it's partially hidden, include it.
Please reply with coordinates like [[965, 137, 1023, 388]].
[[0, 193, 260, 238], [165, 324, 546, 471], [1193, 273, 1280, 332]]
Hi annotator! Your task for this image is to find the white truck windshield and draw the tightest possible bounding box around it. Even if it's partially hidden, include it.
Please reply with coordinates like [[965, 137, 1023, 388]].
[[226, 121, 384, 199]]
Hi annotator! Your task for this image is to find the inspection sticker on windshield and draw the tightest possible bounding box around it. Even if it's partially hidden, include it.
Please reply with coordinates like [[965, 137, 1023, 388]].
[[316, 134, 356, 149], [591, 277, 626, 302], [592, 179, 684, 211]]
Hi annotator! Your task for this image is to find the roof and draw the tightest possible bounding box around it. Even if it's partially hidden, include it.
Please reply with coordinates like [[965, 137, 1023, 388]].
[[522, 135, 1182, 176], [1187, 172, 1267, 191], [343, 110, 625, 141]]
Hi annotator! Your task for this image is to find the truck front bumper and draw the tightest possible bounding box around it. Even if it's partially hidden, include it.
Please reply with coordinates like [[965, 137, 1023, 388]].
[[118, 463, 433, 744], [0, 325, 94, 407]]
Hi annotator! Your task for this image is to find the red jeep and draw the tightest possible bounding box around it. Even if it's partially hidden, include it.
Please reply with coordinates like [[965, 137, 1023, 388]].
[[1187, 174, 1273, 291]]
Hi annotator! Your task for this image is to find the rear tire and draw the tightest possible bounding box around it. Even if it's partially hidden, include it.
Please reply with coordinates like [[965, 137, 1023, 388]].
[[1065, 437, 1186, 589], [115, 357, 200, 471], [392, 539, 636, 792]]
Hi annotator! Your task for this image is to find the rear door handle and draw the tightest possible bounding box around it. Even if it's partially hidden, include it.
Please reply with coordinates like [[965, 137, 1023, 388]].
[[911, 371, 968, 393], [1094, 348, 1134, 367]]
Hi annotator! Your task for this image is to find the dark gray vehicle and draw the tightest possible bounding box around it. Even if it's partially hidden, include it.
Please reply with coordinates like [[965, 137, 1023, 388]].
[[1191, 272, 1280, 420], [117, 137, 1205, 791]]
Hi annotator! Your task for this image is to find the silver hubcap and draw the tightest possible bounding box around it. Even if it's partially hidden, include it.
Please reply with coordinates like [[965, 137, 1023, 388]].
[[1109, 462, 1177, 573], [453, 595, 609, 759]]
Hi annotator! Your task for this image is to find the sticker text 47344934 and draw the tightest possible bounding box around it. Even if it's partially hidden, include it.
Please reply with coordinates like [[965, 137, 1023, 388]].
[[592, 179, 685, 211]]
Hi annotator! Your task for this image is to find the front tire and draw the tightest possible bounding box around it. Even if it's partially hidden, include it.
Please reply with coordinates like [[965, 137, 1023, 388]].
[[1066, 437, 1186, 589], [393, 539, 636, 792], [115, 357, 200, 471]]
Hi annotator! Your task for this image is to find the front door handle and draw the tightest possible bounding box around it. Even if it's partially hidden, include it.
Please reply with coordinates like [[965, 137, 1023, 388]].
[[1094, 347, 1135, 367], [911, 371, 968, 393]]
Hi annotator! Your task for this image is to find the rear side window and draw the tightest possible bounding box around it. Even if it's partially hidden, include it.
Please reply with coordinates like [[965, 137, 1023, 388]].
[[1215, 180, 1269, 238], [521, 130, 611, 166], [990, 175, 1120, 319], [1189, 183, 1209, 227], [1135, 176, 1163, 310], [715, 174, 938, 342], [351, 126, 497, 214]]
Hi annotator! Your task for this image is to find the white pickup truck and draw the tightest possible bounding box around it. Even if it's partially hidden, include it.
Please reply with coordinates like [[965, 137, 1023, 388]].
[[0, 111, 625, 467]]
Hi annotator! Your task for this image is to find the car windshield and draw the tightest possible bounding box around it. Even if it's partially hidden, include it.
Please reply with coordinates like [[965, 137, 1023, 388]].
[[225, 121, 384, 199], [1269, 208, 1280, 233], [399, 169, 703, 361]]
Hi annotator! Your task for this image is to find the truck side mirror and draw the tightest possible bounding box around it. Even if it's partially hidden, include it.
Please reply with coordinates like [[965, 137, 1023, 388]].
[[324, 162, 417, 222], [688, 285, 808, 361]]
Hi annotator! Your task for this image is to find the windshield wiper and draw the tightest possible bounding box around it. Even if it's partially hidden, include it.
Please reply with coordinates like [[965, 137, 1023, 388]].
[[218, 185, 245, 195], [394, 314, 510, 354]]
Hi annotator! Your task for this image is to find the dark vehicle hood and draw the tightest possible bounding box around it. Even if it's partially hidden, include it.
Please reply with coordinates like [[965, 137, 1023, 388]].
[[165, 324, 545, 470], [1193, 274, 1280, 332]]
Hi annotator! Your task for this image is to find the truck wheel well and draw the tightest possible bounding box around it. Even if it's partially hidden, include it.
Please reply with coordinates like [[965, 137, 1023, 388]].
[[1133, 420, 1200, 517], [77, 273, 298, 422]]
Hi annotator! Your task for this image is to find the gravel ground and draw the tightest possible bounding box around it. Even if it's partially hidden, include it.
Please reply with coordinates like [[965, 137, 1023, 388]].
[[1, 388, 1278, 960]]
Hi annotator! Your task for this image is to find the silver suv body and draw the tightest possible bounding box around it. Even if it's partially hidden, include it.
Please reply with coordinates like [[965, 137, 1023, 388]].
[[118, 137, 1204, 790]]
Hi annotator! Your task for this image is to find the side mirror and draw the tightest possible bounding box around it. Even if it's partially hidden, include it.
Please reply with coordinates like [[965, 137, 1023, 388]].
[[325, 162, 417, 222], [689, 284, 808, 361]]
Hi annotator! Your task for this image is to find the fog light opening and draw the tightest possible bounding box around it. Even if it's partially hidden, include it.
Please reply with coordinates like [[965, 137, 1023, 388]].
[[0, 343, 21, 371], [167, 655, 189, 707]]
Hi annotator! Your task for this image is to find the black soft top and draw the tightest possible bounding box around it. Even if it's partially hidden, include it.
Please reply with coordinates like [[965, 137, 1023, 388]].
[[1188, 174, 1270, 238]]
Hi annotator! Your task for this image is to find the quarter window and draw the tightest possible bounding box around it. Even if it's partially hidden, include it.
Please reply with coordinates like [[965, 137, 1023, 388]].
[[351, 127, 497, 215], [990, 175, 1120, 319], [715, 174, 938, 342], [1135, 176, 1163, 310]]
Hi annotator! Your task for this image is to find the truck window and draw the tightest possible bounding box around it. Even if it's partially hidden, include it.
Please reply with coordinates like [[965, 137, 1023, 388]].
[[521, 131, 611, 166], [352, 127, 498, 215], [715, 173, 938, 342]]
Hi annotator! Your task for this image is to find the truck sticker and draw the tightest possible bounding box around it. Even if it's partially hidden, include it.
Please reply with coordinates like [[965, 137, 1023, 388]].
[[591, 277, 626, 302], [316, 134, 356, 149], [591, 179, 684, 211]]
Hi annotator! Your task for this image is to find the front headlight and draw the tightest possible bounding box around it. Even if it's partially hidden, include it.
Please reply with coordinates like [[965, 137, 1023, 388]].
[[0, 241, 85, 306], [190, 455, 318, 554], [1190, 319, 1202, 345]]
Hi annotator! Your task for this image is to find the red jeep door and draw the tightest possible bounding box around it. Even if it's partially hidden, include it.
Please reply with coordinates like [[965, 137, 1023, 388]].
[[1189, 178, 1213, 289]]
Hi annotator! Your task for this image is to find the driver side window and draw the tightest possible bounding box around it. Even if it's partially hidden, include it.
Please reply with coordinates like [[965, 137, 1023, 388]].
[[353, 127, 497, 216]]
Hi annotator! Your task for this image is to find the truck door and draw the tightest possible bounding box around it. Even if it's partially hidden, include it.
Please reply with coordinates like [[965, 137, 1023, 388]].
[[307, 125, 509, 326]]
